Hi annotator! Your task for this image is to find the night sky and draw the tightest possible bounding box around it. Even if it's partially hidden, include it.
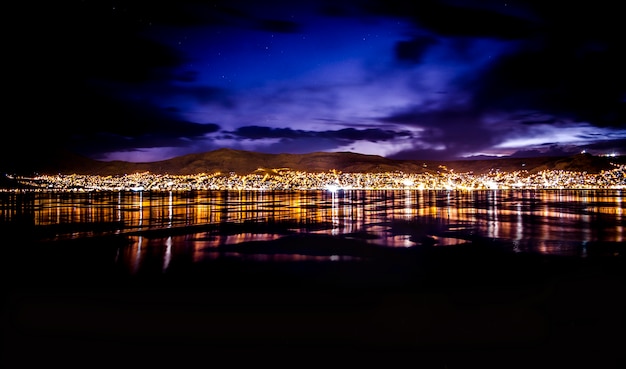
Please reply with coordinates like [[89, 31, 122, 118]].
[[14, 0, 626, 163]]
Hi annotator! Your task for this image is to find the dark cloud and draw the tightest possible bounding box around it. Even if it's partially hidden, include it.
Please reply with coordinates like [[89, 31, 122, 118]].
[[332, 128, 409, 141], [314, 0, 365, 16], [68, 120, 220, 158], [511, 112, 561, 126], [174, 70, 200, 83], [388, 148, 456, 161], [363, 0, 539, 39], [61, 2, 187, 84], [509, 145, 580, 158], [11, 0, 624, 163], [231, 126, 303, 140], [421, 1, 626, 130], [472, 42, 626, 128], [264, 137, 349, 155], [75, 96, 219, 137], [582, 138, 626, 153], [71, 129, 219, 159], [185, 86, 236, 107], [102, 1, 214, 27], [257, 19, 301, 33], [318, 4, 353, 17], [520, 0, 623, 41], [53, 92, 221, 157], [366, 0, 625, 130], [167, 1, 305, 33], [229, 126, 411, 142], [415, 4, 536, 39], [394, 36, 438, 64], [382, 108, 503, 159], [89, 38, 183, 84]]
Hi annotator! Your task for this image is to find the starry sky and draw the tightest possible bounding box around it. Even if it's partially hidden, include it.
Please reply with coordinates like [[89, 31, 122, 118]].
[[14, 0, 626, 163]]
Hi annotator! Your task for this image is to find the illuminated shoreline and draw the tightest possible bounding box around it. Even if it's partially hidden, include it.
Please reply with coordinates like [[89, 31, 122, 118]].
[[6, 164, 626, 192]]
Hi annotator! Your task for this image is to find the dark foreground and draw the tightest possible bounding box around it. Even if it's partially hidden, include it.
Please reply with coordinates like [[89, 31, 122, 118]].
[[3, 234, 625, 369]]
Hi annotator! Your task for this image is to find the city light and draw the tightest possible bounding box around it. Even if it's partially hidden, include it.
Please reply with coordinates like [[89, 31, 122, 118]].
[[6, 163, 626, 192], [325, 184, 340, 193]]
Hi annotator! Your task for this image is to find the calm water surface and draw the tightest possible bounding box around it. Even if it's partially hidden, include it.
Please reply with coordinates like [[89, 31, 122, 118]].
[[2, 189, 623, 272], [5, 190, 625, 369]]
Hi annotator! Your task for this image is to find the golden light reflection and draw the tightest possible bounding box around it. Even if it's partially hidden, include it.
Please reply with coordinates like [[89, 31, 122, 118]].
[[1, 189, 624, 272]]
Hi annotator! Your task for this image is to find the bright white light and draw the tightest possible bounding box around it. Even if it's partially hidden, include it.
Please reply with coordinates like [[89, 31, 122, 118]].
[[402, 179, 414, 187], [325, 184, 340, 192], [485, 181, 499, 190]]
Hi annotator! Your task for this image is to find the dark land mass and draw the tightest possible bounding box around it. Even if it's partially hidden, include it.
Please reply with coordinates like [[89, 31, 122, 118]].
[[2, 148, 625, 177]]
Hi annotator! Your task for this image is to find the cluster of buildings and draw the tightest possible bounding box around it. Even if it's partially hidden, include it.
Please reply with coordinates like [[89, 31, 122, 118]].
[[8, 163, 626, 191]]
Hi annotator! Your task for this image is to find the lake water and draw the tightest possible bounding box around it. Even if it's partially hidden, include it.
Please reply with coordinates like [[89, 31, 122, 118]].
[[2, 189, 623, 273], [4, 189, 625, 368]]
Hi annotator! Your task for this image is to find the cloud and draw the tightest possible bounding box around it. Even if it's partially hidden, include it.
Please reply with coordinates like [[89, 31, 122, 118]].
[[363, 0, 539, 39], [17, 0, 624, 164], [429, 1, 626, 130], [69, 121, 220, 158], [256, 19, 301, 33], [394, 36, 439, 64], [369, 0, 625, 129], [582, 138, 626, 154], [378, 105, 626, 160], [61, 3, 188, 84], [55, 91, 222, 157], [472, 43, 626, 128], [382, 108, 502, 160], [97, 143, 222, 163], [509, 145, 580, 158], [228, 125, 412, 142]]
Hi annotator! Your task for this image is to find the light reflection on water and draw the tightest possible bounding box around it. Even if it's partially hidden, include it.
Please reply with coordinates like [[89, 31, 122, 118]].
[[1, 189, 623, 272]]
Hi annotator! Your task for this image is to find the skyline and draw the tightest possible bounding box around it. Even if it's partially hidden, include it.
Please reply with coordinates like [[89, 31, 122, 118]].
[[14, 163, 626, 191], [13, 0, 626, 164]]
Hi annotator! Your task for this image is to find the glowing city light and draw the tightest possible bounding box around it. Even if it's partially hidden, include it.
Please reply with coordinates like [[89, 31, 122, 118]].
[[7, 162, 626, 192], [325, 184, 340, 193]]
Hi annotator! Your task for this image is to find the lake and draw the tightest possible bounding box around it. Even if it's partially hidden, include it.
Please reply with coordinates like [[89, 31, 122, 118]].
[[2, 189, 624, 257], [3, 189, 625, 369]]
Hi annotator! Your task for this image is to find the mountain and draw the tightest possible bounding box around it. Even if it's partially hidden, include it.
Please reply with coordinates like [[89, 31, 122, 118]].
[[1, 148, 623, 177]]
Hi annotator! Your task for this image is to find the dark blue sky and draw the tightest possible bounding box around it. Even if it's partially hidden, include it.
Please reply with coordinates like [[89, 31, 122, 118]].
[[16, 0, 626, 162]]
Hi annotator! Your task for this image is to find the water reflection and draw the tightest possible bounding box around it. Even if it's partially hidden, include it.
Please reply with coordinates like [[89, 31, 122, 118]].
[[1, 190, 623, 272]]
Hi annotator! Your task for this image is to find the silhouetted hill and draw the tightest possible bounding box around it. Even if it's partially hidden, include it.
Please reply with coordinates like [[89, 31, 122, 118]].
[[2, 148, 623, 177], [439, 153, 622, 174]]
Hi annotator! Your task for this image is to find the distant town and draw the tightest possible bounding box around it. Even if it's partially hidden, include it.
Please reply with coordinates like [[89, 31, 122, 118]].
[[6, 163, 626, 191]]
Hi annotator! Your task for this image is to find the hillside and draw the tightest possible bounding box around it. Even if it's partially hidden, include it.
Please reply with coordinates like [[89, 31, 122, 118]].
[[1, 148, 623, 177]]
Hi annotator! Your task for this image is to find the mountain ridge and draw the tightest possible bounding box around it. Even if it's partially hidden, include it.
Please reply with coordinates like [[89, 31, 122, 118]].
[[2, 148, 624, 176]]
